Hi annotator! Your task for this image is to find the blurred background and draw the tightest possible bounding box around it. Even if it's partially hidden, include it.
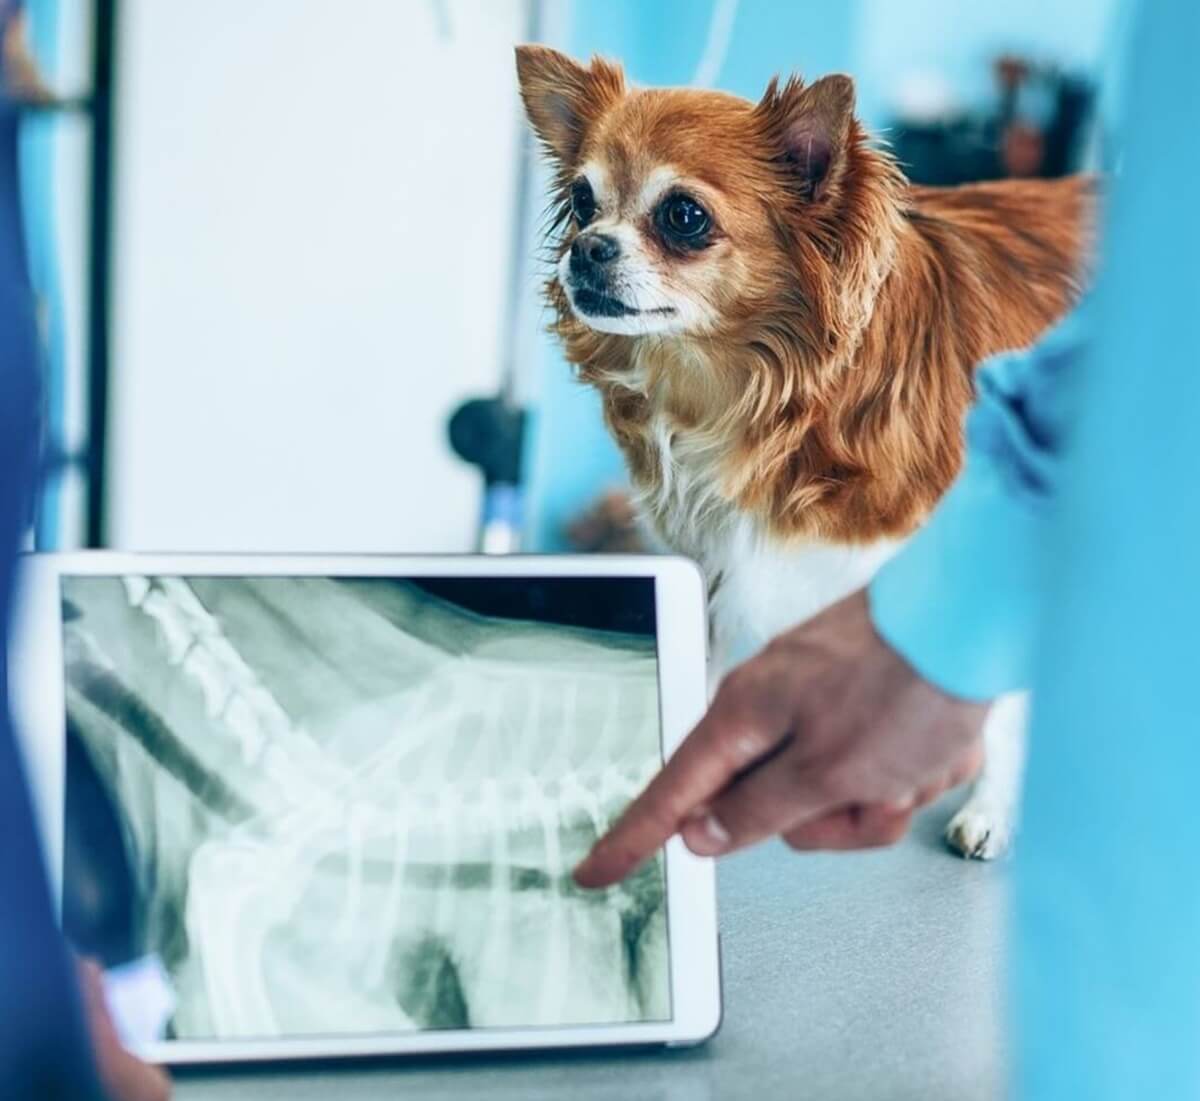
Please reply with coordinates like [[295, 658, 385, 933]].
[[9, 0, 1127, 558]]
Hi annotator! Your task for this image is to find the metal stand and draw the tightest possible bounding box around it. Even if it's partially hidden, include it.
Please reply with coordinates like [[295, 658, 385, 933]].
[[84, 0, 117, 547]]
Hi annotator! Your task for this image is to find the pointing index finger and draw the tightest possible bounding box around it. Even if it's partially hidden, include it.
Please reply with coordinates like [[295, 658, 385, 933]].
[[572, 678, 790, 887]]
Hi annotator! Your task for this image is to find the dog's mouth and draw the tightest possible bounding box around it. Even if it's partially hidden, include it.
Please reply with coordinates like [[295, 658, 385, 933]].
[[571, 287, 676, 321]]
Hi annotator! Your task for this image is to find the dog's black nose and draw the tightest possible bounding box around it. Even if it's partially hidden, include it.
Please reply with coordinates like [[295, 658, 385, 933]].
[[571, 233, 620, 268]]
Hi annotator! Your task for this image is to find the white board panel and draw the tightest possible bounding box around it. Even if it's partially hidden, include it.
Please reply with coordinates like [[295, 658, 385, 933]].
[[109, 0, 529, 552]]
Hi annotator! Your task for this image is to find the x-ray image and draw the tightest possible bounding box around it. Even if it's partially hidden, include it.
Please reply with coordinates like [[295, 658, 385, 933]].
[[61, 574, 670, 1040]]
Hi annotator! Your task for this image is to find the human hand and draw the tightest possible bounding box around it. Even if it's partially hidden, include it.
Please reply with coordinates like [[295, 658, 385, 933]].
[[574, 589, 988, 887], [78, 960, 171, 1101]]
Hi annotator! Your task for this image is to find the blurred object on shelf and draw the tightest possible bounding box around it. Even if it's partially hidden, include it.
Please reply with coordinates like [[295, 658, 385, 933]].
[[448, 396, 527, 554], [2, 6, 54, 105], [888, 52, 1096, 186], [12, 0, 109, 554], [1002, 121, 1044, 178], [428, 0, 452, 41], [565, 489, 648, 555]]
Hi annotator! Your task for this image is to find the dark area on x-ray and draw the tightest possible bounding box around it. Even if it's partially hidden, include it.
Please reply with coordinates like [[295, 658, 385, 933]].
[[409, 576, 656, 636], [63, 574, 669, 1038]]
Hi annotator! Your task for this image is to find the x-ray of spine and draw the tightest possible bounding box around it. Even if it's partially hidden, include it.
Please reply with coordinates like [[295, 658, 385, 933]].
[[62, 575, 670, 1039]]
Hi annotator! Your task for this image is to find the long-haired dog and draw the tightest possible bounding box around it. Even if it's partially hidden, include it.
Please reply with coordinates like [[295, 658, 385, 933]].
[[516, 46, 1091, 858]]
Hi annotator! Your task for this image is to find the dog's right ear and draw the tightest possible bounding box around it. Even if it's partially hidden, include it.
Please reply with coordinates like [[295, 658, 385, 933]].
[[515, 45, 625, 167], [755, 74, 857, 203]]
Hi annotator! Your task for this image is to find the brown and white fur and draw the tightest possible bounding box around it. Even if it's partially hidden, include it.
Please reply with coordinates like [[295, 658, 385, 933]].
[[516, 46, 1091, 858]]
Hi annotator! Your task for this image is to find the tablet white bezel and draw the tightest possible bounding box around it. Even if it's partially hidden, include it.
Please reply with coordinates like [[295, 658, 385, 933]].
[[10, 552, 720, 1063]]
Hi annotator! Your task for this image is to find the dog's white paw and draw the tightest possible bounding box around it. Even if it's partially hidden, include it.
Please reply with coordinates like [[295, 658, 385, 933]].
[[945, 802, 1014, 861]]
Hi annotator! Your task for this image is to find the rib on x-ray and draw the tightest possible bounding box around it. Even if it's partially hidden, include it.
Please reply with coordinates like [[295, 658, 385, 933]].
[[61, 575, 670, 1039]]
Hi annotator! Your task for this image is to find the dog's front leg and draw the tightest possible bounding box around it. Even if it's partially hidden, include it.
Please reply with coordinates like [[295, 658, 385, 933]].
[[945, 692, 1029, 859]]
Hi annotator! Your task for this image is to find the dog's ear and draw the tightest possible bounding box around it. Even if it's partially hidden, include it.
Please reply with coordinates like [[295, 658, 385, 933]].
[[755, 74, 856, 202], [515, 45, 625, 167]]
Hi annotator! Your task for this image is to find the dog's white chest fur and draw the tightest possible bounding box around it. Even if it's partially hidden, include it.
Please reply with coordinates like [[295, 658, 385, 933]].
[[707, 520, 902, 665], [641, 410, 902, 664]]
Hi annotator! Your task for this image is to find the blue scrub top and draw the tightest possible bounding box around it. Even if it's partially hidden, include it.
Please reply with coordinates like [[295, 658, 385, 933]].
[[871, 0, 1200, 1094], [0, 2, 104, 1095]]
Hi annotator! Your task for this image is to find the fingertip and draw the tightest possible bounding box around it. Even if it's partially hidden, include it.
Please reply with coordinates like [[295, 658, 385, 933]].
[[572, 848, 620, 889], [571, 859, 601, 888]]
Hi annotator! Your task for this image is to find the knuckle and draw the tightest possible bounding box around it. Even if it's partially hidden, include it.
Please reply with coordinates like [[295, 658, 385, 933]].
[[714, 725, 770, 771], [719, 663, 755, 697], [723, 655, 789, 707], [803, 757, 849, 803], [760, 635, 790, 663], [782, 828, 810, 852], [865, 813, 911, 848], [757, 657, 796, 711]]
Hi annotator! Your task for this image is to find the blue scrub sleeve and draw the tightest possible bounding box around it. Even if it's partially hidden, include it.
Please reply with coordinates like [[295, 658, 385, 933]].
[[868, 307, 1092, 701]]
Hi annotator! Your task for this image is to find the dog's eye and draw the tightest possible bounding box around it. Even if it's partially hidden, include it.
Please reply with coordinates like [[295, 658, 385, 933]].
[[660, 195, 711, 240], [570, 179, 596, 227]]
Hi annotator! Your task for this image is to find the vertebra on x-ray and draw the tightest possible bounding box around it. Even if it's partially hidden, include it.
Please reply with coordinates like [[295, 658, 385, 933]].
[[62, 574, 669, 1039]]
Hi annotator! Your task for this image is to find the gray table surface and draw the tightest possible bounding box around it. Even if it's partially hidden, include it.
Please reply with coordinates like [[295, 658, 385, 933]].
[[174, 798, 1005, 1101]]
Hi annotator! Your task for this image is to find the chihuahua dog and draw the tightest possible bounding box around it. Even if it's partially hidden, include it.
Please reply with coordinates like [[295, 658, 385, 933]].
[[516, 46, 1091, 858]]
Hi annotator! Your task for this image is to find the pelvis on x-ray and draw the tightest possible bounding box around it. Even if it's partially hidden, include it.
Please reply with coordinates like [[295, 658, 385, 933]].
[[63, 575, 670, 1038]]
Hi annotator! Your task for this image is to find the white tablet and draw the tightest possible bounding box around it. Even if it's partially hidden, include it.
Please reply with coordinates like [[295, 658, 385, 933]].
[[9, 552, 720, 1065]]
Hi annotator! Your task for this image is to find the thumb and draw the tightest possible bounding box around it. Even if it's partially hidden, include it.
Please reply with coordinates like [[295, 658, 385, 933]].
[[77, 958, 172, 1101]]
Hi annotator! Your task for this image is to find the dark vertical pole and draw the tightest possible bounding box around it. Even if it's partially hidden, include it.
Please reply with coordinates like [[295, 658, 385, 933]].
[[85, 0, 117, 547]]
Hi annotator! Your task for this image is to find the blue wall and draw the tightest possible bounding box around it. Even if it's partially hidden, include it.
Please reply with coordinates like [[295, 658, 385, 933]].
[[852, 0, 1123, 129]]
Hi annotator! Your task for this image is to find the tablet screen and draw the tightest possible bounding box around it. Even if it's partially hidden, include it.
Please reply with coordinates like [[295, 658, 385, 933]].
[[58, 574, 670, 1041]]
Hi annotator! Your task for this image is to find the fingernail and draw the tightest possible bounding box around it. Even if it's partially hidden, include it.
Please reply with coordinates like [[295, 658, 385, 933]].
[[684, 812, 731, 856]]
